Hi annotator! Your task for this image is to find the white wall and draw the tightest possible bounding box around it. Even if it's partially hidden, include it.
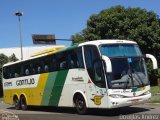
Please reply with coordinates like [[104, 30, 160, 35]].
[[0, 46, 59, 60]]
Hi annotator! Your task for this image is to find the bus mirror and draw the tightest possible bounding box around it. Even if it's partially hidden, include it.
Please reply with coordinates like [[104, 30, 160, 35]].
[[102, 55, 112, 73], [146, 54, 158, 70]]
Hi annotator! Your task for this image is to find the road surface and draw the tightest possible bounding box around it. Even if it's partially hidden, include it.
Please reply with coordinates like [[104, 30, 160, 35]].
[[0, 103, 160, 120]]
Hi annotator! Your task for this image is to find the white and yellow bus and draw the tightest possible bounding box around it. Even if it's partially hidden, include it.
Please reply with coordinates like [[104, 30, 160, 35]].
[[2, 40, 158, 114]]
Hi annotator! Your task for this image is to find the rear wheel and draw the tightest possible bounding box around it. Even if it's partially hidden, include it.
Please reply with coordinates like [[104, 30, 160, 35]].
[[20, 96, 27, 110], [75, 95, 87, 115], [13, 97, 21, 110]]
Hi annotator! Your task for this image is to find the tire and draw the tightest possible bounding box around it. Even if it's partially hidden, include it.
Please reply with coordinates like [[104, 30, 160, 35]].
[[13, 97, 21, 110], [20, 96, 27, 110], [75, 95, 87, 115]]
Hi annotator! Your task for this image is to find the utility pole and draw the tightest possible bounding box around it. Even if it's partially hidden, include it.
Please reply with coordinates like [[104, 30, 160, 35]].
[[15, 11, 23, 60]]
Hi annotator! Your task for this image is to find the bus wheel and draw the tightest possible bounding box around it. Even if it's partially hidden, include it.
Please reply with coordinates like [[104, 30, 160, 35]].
[[75, 95, 87, 115], [13, 97, 21, 110], [20, 96, 27, 110]]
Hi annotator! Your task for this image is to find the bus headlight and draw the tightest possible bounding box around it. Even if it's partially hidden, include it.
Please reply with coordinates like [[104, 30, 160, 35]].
[[143, 90, 151, 95], [109, 94, 125, 98]]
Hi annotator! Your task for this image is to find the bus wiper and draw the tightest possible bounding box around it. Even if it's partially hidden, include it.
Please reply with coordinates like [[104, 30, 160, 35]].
[[124, 77, 130, 89], [128, 68, 135, 87], [111, 76, 130, 89], [132, 70, 145, 87]]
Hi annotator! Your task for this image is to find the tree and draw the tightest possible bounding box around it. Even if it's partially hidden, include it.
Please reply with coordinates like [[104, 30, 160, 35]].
[[0, 54, 8, 69], [0, 54, 9, 97], [8, 53, 18, 62], [71, 5, 160, 83]]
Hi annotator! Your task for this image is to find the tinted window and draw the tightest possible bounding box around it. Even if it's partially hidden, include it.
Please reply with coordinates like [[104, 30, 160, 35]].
[[3, 47, 84, 79], [84, 45, 105, 87], [68, 47, 84, 69], [100, 44, 142, 57], [56, 52, 68, 70]]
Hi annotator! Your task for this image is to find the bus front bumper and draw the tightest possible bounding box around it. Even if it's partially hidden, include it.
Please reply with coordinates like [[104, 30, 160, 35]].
[[108, 93, 151, 108]]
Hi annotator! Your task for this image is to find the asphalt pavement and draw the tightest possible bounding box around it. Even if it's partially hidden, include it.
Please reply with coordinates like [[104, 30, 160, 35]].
[[0, 103, 160, 120]]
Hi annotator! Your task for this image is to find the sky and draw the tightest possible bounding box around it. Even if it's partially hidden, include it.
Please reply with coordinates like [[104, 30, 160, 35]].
[[0, 0, 160, 48]]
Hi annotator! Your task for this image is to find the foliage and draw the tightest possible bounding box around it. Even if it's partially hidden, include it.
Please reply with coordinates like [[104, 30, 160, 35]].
[[149, 85, 160, 103], [0, 54, 9, 82], [0, 97, 3, 102], [0, 53, 18, 79], [8, 53, 19, 62], [0, 53, 18, 97], [0, 54, 8, 68]]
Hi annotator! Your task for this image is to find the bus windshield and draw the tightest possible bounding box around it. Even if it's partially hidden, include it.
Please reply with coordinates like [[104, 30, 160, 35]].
[[100, 44, 142, 57], [99, 44, 149, 89]]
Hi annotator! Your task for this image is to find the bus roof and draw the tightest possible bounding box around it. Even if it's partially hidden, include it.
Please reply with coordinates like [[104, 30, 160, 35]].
[[79, 39, 137, 46]]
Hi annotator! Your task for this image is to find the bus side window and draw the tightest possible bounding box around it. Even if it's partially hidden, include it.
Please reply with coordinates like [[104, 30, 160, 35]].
[[22, 61, 31, 76], [15, 73, 19, 77], [84, 45, 106, 88], [52, 57, 57, 71], [14, 65, 21, 77], [57, 52, 68, 70], [36, 58, 45, 74], [25, 69, 30, 75], [9, 68, 14, 78], [37, 66, 41, 74], [70, 53, 78, 68], [44, 56, 51, 72], [30, 63, 36, 75], [3, 67, 8, 79], [60, 61, 67, 69], [40, 60, 45, 73], [76, 47, 84, 68], [68, 47, 84, 69], [44, 65, 49, 72]]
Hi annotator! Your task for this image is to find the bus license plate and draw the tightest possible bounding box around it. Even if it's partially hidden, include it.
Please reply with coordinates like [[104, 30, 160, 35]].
[[130, 99, 140, 104]]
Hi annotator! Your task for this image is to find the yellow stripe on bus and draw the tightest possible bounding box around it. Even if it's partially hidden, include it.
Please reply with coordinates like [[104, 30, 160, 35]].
[[31, 46, 65, 57], [28, 73, 49, 105], [3, 73, 49, 106]]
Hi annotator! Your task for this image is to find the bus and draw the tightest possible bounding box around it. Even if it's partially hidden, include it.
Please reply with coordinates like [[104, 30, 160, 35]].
[[2, 40, 158, 114]]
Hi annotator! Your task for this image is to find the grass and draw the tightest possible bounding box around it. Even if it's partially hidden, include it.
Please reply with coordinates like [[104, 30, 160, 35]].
[[151, 85, 160, 94], [149, 85, 160, 103], [0, 97, 3, 102]]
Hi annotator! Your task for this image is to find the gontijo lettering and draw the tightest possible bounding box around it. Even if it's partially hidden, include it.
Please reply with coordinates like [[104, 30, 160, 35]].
[[16, 78, 35, 86]]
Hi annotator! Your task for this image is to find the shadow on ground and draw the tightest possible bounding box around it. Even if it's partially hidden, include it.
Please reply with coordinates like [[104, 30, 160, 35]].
[[7, 105, 153, 116]]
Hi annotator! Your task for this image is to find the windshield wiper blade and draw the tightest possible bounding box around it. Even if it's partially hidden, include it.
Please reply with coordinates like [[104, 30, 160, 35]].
[[133, 71, 145, 87]]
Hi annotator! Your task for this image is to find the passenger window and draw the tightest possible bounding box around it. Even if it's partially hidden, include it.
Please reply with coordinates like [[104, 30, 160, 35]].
[[14, 65, 21, 77], [51, 56, 58, 71], [37, 66, 41, 74], [29, 63, 36, 75], [68, 47, 84, 69], [3, 67, 8, 79], [57, 52, 68, 70], [44, 65, 49, 72]]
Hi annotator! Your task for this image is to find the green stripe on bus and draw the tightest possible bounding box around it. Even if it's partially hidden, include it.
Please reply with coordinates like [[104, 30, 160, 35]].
[[41, 72, 58, 105], [48, 70, 68, 106]]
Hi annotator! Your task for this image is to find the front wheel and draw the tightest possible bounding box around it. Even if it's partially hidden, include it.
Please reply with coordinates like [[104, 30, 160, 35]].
[[75, 95, 87, 115]]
